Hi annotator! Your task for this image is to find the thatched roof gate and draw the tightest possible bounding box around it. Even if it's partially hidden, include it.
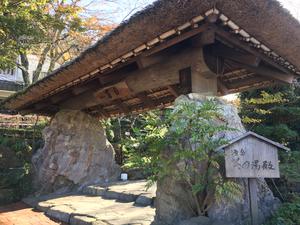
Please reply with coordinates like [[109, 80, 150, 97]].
[[3, 0, 300, 117]]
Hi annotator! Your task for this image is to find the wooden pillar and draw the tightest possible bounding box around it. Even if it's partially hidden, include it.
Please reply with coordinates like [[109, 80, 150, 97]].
[[248, 178, 259, 225], [191, 48, 217, 95]]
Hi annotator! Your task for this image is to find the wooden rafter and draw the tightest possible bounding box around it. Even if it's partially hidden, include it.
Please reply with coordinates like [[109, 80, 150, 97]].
[[144, 23, 210, 56], [136, 92, 155, 108], [212, 43, 261, 67], [232, 62, 294, 83], [214, 25, 291, 74]]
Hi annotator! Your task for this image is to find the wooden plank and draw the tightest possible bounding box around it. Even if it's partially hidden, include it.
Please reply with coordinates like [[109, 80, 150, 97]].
[[233, 63, 294, 84], [249, 178, 259, 225], [144, 23, 210, 56], [50, 92, 73, 104], [114, 99, 130, 114], [227, 81, 275, 94], [94, 81, 131, 101], [104, 95, 175, 117], [214, 25, 291, 74], [72, 81, 102, 95], [136, 52, 169, 69], [212, 44, 261, 67], [168, 85, 179, 97], [136, 92, 155, 108], [217, 78, 229, 95], [190, 29, 215, 47], [226, 76, 267, 90], [225, 136, 280, 178]]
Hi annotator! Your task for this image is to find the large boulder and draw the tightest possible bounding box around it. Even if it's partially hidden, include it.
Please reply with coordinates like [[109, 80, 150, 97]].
[[153, 94, 280, 225], [32, 110, 120, 193]]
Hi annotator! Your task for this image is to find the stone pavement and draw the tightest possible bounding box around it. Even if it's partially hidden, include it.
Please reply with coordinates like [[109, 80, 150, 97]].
[[0, 202, 66, 225], [23, 180, 156, 225]]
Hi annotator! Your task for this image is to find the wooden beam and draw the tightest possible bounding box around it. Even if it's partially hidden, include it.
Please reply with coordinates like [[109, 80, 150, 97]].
[[230, 81, 276, 94], [27, 24, 212, 113], [226, 76, 267, 90], [48, 80, 103, 105], [72, 81, 102, 95], [136, 52, 169, 69], [86, 104, 109, 117], [217, 78, 229, 95], [136, 92, 155, 108], [214, 25, 291, 74], [50, 92, 72, 104], [114, 99, 130, 114], [105, 95, 175, 117], [144, 23, 210, 56], [190, 29, 215, 47], [60, 47, 203, 110], [212, 43, 261, 67], [234, 62, 295, 83], [168, 85, 179, 97]]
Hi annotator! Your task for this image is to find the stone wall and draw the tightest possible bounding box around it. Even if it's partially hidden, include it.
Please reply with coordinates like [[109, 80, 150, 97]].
[[153, 94, 280, 225], [32, 110, 120, 194]]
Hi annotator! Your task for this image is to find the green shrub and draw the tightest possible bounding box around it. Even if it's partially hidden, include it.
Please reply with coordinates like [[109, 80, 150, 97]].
[[0, 135, 36, 204], [239, 84, 300, 150], [120, 99, 242, 216], [264, 194, 300, 225], [0, 166, 32, 203]]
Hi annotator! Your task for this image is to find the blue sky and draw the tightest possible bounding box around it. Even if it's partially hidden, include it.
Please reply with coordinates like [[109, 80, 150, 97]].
[[279, 0, 300, 20], [82, 0, 300, 24], [81, 0, 155, 24]]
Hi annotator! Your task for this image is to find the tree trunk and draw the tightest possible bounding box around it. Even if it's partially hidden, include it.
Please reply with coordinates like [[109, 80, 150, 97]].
[[32, 44, 51, 83], [47, 56, 56, 73], [19, 53, 30, 87]]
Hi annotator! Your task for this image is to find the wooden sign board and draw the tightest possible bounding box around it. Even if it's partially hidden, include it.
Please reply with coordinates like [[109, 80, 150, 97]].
[[222, 132, 288, 178], [221, 132, 289, 225]]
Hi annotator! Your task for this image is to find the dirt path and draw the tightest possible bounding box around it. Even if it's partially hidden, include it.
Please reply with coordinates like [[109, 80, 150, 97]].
[[0, 202, 66, 225]]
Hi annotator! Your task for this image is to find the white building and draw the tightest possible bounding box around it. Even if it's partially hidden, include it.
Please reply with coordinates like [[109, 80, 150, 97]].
[[0, 55, 59, 100]]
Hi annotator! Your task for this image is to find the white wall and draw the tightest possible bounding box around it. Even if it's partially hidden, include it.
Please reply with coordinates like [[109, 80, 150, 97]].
[[0, 55, 60, 83]]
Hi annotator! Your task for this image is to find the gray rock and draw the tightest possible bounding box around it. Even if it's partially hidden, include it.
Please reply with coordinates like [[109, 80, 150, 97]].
[[46, 205, 73, 223], [24, 193, 155, 225], [103, 190, 137, 202], [36, 201, 55, 211], [153, 94, 281, 225], [32, 110, 121, 194], [178, 216, 211, 225], [82, 186, 106, 196], [70, 215, 107, 225], [135, 194, 153, 206]]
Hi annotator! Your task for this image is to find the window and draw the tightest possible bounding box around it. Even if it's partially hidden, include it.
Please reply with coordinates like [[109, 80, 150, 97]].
[[0, 69, 15, 76]]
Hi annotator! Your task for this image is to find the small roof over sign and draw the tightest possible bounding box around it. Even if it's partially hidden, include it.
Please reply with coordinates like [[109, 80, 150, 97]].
[[218, 131, 290, 151]]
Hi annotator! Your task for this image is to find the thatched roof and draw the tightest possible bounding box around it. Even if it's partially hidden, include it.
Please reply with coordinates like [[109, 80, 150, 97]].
[[3, 0, 300, 114]]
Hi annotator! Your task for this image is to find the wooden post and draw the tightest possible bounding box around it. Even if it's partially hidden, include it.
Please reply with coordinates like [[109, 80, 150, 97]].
[[248, 178, 259, 225], [223, 132, 287, 225], [191, 47, 217, 95]]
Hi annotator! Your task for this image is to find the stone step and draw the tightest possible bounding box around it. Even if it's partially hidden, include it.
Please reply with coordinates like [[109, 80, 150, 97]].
[[81, 180, 156, 207], [24, 194, 155, 225], [23, 180, 156, 225]]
